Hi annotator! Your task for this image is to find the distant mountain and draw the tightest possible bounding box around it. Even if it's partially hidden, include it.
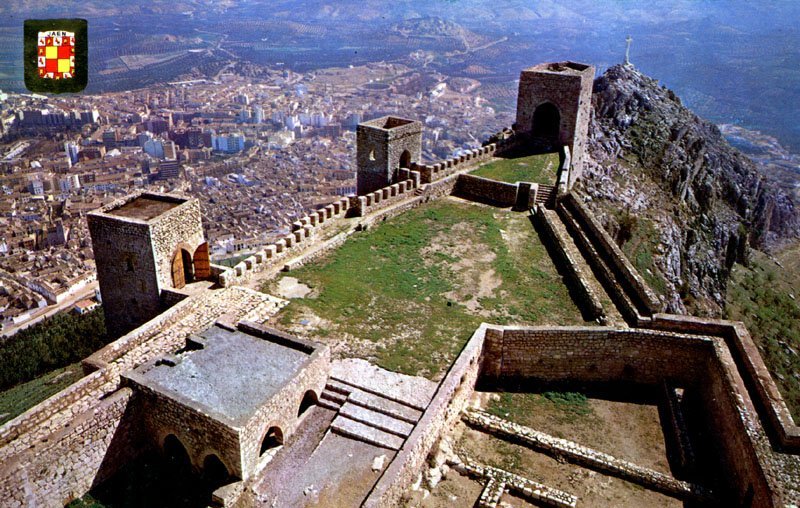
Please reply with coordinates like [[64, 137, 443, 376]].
[[581, 64, 800, 314]]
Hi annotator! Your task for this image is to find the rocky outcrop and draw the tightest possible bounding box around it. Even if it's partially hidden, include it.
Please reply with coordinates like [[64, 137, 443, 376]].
[[581, 64, 800, 314]]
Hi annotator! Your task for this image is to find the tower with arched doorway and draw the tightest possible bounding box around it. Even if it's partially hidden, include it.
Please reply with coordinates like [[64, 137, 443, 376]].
[[514, 61, 595, 187], [356, 115, 422, 195], [88, 192, 209, 336]]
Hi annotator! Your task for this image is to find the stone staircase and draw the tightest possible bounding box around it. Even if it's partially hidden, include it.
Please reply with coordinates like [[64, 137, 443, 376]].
[[321, 378, 423, 450], [535, 184, 556, 208]]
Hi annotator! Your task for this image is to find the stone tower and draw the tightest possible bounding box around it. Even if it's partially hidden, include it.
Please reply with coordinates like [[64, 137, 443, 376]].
[[356, 116, 422, 195], [88, 192, 208, 336], [514, 61, 595, 187]]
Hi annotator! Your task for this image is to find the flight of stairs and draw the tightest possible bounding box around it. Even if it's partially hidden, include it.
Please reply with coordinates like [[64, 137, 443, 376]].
[[319, 378, 423, 451], [535, 184, 556, 208]]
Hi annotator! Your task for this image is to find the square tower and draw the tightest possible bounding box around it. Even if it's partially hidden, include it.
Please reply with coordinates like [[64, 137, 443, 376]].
[[356, 116, 422, 195], [88, 192, 207, 336], [514, 62, 595, 187]]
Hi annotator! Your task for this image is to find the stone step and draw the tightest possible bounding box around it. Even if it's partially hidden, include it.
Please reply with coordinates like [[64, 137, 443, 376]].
[[324, 380, 352, 396], [331, 416, 405, 450], [329, 375, 429, 411], [347, 388, 422, 424], [320, 389, 347, 408], [339, 401, 415, 438], [317, 398, 343, 412]]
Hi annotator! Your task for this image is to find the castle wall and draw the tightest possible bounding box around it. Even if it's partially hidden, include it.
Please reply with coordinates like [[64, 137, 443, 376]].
[[363, 324, 487, 508], [87, 213, 160, 336], [696, 343, 778, 507], [453, 174, 518, 207], [217, 197, 351, 287], [134, 382, 243, 478], [648, 314, 800, 449], [237, 323, 330, 478], [149, 198, 205, 290], [0, 388, 139, 507], [561, 193, 661, 317], [477, 325, 779, 507], [411, 142, 502, 184], [481, 326, 709, 386]]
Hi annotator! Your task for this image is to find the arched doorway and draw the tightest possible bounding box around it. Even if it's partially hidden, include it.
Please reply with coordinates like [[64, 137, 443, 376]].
[[399, 150, 411, 169], [163, 434, 191, 474], [298, 390, 318, 417], [260, 426, 284, 456], [193, 242, 210, 280], [202, 454, 230, 489], [171, 248, 194, 289], [531, 102, 560, 146]]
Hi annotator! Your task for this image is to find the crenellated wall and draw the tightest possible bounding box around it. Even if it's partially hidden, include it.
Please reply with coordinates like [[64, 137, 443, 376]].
[[217, 197, 352, 287]]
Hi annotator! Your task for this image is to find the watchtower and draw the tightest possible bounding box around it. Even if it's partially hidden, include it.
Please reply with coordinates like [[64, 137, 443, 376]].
[[514, 61, 595, 187], [356, 116, 422, 195], [87, 192, 209, 336]]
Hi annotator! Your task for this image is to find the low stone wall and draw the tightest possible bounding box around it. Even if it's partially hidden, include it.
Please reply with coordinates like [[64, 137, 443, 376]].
[[562, 194, 661, 316], [362, 324, 488, 507], [463, 410, 712, 502], [557, 202, 642, 324], [453, 174, 519, 207], [0, 370, 115, 457], [481, 326, 711, 387], [450, 457, 578, 508], [649, 314, 800, 450], [535, 206, 603, 321], [476, 324, 781, 507], [0, 388, 137, 507], [217, 197, 352, 287]]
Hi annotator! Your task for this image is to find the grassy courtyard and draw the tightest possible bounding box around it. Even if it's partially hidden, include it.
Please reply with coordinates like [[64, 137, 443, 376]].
[[264, 197, 587, 380], [471, 152, 560, 184]]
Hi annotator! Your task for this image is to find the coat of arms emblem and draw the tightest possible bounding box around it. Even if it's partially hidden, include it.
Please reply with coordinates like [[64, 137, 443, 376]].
[[24, 19, 87, 93], [37, 31, 75, 80]]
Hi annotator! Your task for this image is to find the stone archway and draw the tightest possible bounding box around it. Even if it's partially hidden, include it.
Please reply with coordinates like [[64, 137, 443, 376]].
[[163, 434, 191, 474], [202, 454, 231, 489], [531, 102, 560, 146], [171, 245, 195, 289], [193, 242, 210, 280], [260, 426, 284, 456], [298, 390, 318, 417], [399, 149, 411, 169]]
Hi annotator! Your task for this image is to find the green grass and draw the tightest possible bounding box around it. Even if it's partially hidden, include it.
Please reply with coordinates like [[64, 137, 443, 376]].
[[725, 248, 800, 420], [487, 391, 593, 427], [471, 152, 560, 184], [615, 212, 670, 298], [0, 362, 83, 425], [264, 198, 587, 379]]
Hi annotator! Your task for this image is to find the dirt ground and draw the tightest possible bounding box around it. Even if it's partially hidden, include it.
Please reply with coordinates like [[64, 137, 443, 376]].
[[418, 393, 682, 508]]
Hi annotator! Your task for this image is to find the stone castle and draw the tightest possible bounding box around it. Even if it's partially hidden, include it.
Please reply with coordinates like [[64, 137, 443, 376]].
[[0, 61, 798, 508]]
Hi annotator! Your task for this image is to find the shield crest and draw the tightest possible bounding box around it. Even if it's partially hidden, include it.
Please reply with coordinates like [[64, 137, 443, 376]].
[[24, 19, 87, 93], [37, 30, 75, 80]]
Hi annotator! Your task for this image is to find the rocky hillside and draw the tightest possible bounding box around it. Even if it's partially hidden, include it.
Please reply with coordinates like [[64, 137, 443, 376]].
[[579, 64, 800, 314]]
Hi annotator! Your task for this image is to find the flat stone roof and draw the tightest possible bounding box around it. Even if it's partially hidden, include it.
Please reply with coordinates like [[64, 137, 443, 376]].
[[105, 195, 182, 221], [131, 324, 311, 422]]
